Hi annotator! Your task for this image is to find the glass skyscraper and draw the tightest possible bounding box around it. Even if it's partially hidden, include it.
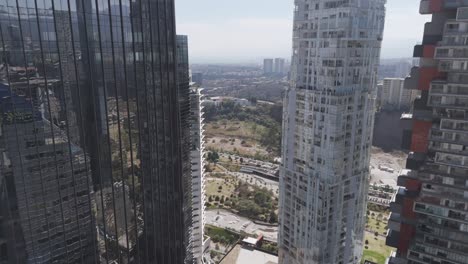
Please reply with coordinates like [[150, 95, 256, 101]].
[[0, 0, 192, 263]]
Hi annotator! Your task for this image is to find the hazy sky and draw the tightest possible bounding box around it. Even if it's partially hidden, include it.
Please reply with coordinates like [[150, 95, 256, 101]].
[[175, 0, 431, 64]]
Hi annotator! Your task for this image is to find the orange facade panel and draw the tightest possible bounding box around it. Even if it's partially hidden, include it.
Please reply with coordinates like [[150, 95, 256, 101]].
[[398, 223, 416, 255], [430, 0, 443, 12], [423, 45, 436, 58], [411, 121, 432, 153], [403, 198, 417, 219], [404, 178, 421, 192], [418, 67, 445, 91]]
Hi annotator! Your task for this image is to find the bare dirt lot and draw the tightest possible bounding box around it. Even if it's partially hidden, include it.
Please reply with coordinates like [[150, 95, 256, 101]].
[[370, 147, 407, 188]]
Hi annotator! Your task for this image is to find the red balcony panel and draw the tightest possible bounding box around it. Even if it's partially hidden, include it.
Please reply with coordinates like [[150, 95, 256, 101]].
[[423, 45, 436, 58], [418, 67, 445, 91], [430, 0, 443, 12], [403, 198, 417, 219], [404, 178, 421, 192], [398, 223, 416, 255], [411, 121, 432, 153]]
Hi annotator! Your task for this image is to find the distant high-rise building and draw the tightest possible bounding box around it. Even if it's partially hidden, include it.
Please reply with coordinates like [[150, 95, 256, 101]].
[[275, 58, 286, 74], [386, 2, 468, 264], [192, 73, 204, 86], [0, 1, 192, 263], [380, 78, 420, 110], [279, 0, 386, 263], [264, 59, 274, 74]]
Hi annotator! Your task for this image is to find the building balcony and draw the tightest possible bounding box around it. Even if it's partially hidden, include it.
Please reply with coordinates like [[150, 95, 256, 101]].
[[386, 229, 401, 248], [435, 152, 468, 167], [435, 46, 468, 59], [429, 81, 468, 97], [429, 141, 468, 156], [428, 95, 468, 109], [430, 129, 468, 147]]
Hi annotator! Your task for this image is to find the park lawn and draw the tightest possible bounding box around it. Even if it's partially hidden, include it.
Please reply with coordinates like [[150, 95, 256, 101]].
[[205, 176, 237, 198], [362, 233, 393, 264], [362, 250, 387, 264], [367, 217, 387, 235]]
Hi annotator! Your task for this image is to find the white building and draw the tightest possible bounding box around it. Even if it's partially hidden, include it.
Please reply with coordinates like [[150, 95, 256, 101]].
[[264, 59, 274, 74], [190, 86, 209, 263], [279, 1, 386, 264], [380, 78, 420, 110], [275, 58, 286, 74]]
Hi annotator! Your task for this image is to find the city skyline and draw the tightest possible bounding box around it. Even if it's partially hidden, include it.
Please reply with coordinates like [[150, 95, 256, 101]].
[[176, 0, 430, 63], [2, 0, 467, 264]]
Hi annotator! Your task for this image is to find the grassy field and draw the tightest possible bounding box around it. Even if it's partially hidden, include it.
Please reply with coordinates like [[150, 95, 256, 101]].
[[362, 232, 393, 264], [206, 177, 237, 198], [367, 214, 388, 236], [362, 250, 387, 264], [205, 120, 267, 140], [205, 120, 273, 159]]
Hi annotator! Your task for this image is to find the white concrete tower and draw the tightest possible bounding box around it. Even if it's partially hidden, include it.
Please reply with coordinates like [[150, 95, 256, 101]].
[[279, 1, 386, 264], [190, 85, 208, 263]]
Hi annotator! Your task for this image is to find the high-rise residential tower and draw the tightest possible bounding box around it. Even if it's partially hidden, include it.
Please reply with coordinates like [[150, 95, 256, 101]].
[[189, 84, 208, 263], [386, 2, 468, 264], [0, 1, 192, 263], [275, 58, 286, 74], [279, 1, 386, 264], [264, 59, 274, 74], [380, 78, 420, 110]]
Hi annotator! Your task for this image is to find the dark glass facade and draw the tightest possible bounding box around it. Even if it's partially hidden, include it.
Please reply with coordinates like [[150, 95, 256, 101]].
[[0, 0, 190, 263]]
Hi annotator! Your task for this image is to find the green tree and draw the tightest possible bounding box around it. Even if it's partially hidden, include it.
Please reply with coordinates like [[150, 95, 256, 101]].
[[254, 191, 272, 208], [207, 151, 220, 164], [269, 211, 278, 223], [237, 200, 262, 218]]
